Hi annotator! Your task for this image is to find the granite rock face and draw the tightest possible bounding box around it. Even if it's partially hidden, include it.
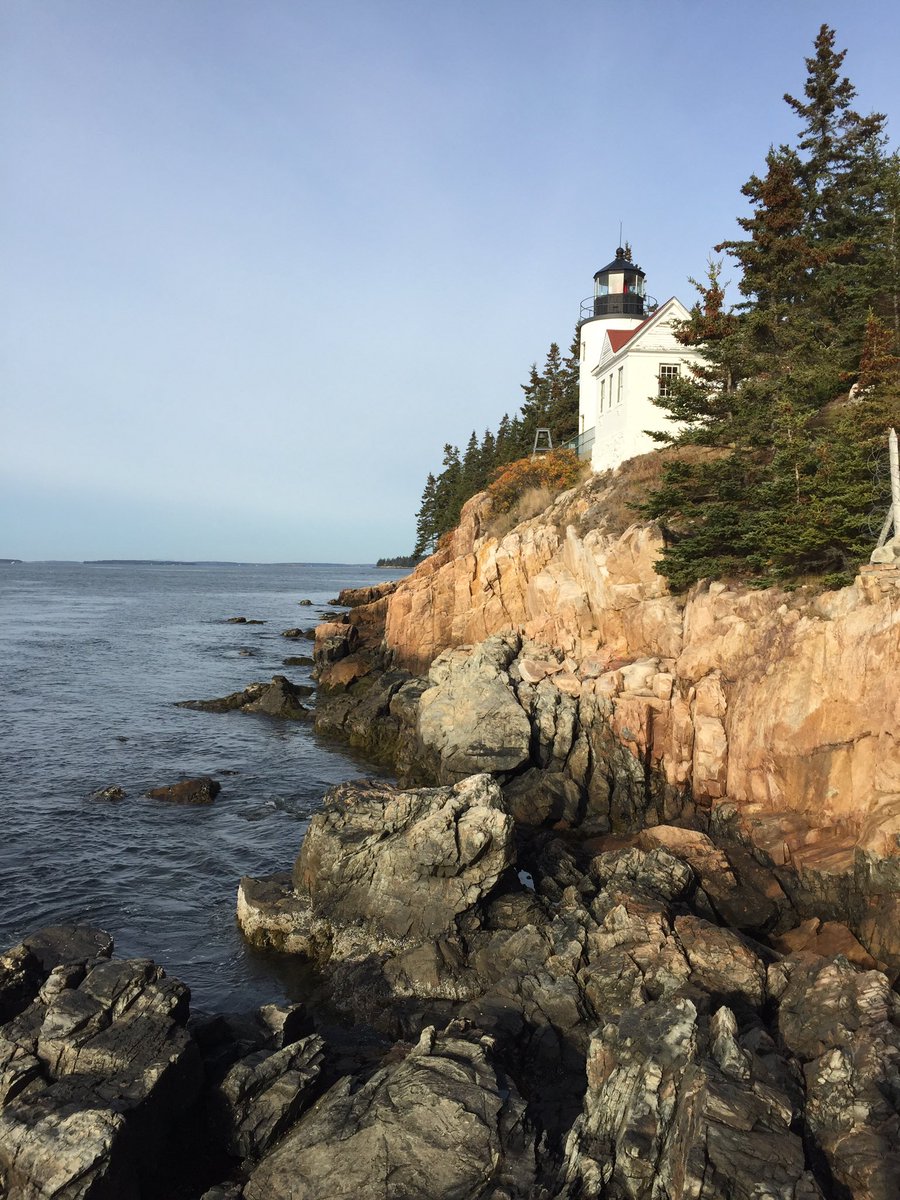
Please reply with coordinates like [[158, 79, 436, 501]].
[[323, 467, 900, 970], [417, 634, 533, 781]]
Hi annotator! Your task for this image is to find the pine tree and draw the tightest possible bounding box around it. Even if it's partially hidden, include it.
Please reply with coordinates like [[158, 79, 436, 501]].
[[460, 430, 482, 498], [783, 24, 890, 373], [432, 444, 463, 539], [518, 342, 580, 451], [479, 428, 497, 485], [412, 473, 439, 558], [646, 25, 899, 590]]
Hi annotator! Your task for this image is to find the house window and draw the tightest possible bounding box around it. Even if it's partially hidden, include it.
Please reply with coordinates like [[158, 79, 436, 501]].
[[617, 367, 623, 404], [600, 378, 605, 412], [658, 364, 680, 397]]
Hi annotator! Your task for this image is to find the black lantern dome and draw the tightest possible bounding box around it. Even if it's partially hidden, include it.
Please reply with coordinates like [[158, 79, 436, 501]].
[[591, 247, 646, 318]]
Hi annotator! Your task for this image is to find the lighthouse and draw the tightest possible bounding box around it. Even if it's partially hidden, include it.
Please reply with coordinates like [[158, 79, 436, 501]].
[[576, 248, 703, 473]]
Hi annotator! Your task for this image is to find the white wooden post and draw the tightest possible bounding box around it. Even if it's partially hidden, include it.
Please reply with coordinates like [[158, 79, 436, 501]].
[[871, 427, 900, 562], [890, 427, 900, 541]]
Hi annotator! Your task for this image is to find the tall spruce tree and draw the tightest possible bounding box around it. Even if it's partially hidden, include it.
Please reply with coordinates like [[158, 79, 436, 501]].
[[783, 24, 890, 375], [412, 473, 439, 558]]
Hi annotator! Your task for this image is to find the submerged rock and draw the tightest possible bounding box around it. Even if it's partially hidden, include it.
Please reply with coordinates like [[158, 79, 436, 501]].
[[178, 676, 313, 720], [88, 785, 126, 802], [146, 776, 221, 805]]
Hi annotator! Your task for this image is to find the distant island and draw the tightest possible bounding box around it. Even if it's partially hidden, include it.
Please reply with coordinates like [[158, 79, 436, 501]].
[[84, 560, 248, 566], [376, 555, 421, 569], [1, 559, 23, 565]]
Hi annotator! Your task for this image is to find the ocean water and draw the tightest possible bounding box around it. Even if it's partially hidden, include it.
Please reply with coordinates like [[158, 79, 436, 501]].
[[0, 561, 407, 1011]]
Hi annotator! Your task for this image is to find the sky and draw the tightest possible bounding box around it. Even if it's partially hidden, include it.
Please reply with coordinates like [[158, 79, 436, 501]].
[[3, 1, 900, 562]]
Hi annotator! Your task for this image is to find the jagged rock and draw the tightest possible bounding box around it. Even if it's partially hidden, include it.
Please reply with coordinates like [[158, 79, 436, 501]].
[[314, 669, 415, 766], [317, 653, 369, 687], [282, 655, 314, 667], [503, 768, 584, 826], [178, 676, 313, 720], [771, 952, 900, 1198], [0, 929, 202, 1200], [639, 824, 782, 931], [292, 773, 514, 942], [773, 917, 880, 970], [313, 620, 360, 667], [298, 598, 313, 606], [559, 995, 824, 1200], [225, 617, 266, 624], [417, 635, 532, 782], [588, 844, 695, 904], [211, 1034, 324, 1160], [243, 1027, 535, 1200], [146, 776, 221, 804], [281, 627, 313, 640], [673, 914, 767, 1008], [0, 946, 45, 1026]]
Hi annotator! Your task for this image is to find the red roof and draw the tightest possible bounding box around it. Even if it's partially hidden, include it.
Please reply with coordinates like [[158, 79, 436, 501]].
[[607, 328, 636, 352], [605, 307, 663, 355]]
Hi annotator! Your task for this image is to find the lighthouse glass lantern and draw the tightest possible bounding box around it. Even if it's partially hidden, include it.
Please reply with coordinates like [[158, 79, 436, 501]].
[[592, 248, 646, 318]]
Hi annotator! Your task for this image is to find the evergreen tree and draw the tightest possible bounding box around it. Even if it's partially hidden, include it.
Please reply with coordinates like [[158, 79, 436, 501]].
[[460, 430, 482, 498], [432, 444, 463, 539], [646, 25, 899, 590], [518, 341, 579, 451], [412, 473, 439, 558], [479, 428, 497, 485], [783, 23, 890, 374]]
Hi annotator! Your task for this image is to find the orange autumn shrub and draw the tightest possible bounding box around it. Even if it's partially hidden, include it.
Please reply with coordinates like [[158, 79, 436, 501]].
[[486, 449, 582, 514]]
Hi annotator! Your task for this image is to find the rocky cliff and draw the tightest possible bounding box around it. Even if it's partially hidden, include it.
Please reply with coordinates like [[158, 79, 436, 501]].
[[318, 459, 900, 970]]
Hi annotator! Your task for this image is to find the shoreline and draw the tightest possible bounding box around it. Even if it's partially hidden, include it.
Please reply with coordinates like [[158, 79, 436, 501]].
[[2, 525, 899, 1197]]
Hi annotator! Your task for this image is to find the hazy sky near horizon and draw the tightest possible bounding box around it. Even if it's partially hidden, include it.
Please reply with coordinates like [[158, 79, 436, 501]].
[[4, 1, 900, 562]]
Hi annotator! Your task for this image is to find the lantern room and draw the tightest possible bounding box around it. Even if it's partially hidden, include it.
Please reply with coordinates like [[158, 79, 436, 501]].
[[589, 247, 646, 318]]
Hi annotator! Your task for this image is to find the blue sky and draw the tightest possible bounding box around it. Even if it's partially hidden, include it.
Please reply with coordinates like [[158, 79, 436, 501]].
[[3, 1, 899, 561]]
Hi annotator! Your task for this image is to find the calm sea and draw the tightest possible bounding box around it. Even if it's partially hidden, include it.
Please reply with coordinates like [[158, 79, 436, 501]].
[[0, 561, 406, 1011]]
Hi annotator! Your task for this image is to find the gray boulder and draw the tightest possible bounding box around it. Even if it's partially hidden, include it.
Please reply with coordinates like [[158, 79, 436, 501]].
[[417, 635, 532, 782], [559, 996, 823, 1200], [211, 1033, 324, 1160], [292, 773, 514, 942], [0, 930, 201, 1200], [243, 1026, 535, 1200]]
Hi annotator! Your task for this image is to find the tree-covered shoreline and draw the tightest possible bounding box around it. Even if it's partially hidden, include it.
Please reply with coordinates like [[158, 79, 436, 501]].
[[411, 338, 580, 558]]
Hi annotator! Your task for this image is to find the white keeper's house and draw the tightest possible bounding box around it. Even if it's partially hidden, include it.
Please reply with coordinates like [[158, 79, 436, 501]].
[[574, 248, 705, 473]]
